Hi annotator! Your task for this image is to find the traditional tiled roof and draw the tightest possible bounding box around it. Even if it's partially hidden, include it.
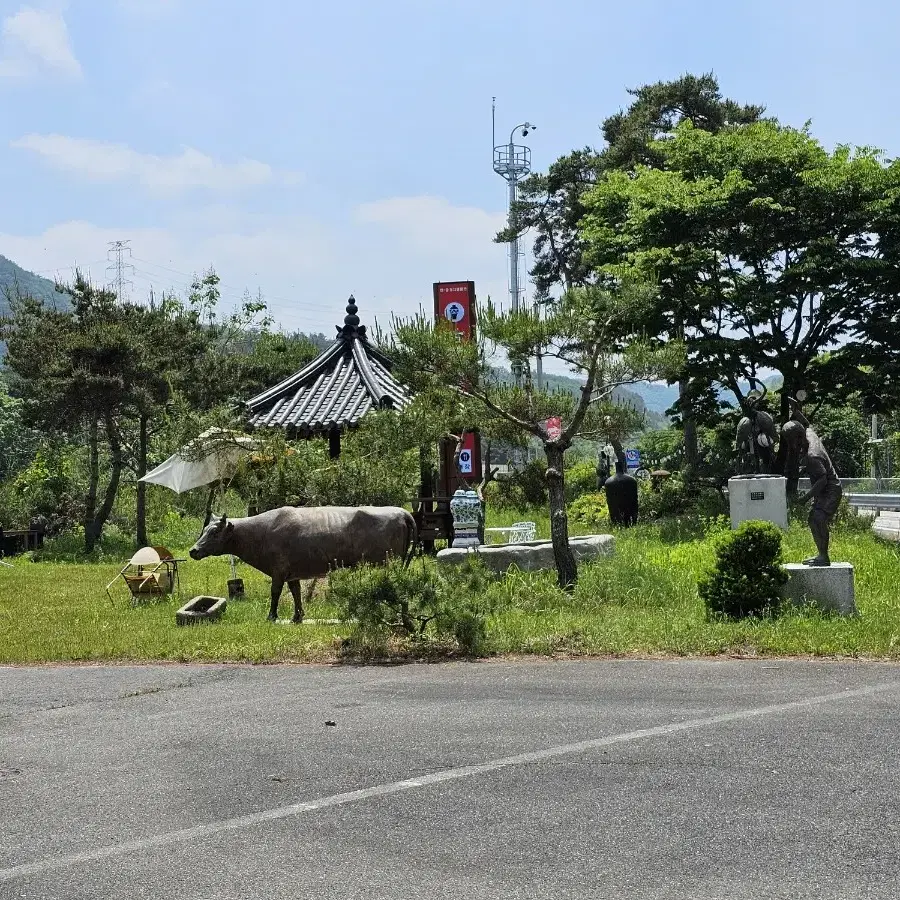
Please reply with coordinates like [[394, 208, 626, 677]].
[[245, 296, 411, 435]]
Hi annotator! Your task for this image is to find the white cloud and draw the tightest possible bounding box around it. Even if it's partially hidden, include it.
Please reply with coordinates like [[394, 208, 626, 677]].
[[0, 195, 511, 334], [0, 7, 81, 80], [118, 0, 179, 15], [11, 134, 302, 193], [356, 195, 506, 262]]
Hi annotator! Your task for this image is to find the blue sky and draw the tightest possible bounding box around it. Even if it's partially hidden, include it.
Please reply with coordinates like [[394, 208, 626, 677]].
[[0, 0, 897, 340]]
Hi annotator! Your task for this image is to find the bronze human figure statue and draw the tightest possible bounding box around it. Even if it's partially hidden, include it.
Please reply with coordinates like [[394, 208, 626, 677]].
[[596, 450, 612, 491], [782, 399, 842, 566], [734, 382, 778, 475]]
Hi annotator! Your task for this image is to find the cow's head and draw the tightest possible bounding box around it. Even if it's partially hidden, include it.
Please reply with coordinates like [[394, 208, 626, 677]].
[[189, 515, 234, 560]]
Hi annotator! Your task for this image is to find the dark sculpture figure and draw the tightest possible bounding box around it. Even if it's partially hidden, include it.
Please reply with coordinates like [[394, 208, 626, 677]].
[[596, 450, 612, 491], [782, 401, 842, 566], [604, 457, 639, 527], [735, 383, 778, 475]]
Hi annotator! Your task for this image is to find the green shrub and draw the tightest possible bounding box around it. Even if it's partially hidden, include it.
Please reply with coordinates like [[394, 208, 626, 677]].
[[638, 477, 727, 521], [328, 557, 494, 654], [698, 520, 788, 619], [565, 460, 599, 502], [568, 492, 609, 530]]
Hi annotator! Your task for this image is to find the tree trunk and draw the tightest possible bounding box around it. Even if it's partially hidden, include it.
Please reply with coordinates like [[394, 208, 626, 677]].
[[86, 416, 123, 553], [84, 416, 100, 553], [680, 379, 700, 481], [418, 446, 435, 555], [777, 372, 801, 495], [136, 414, 149, 547], [544, 442, 577, 590]]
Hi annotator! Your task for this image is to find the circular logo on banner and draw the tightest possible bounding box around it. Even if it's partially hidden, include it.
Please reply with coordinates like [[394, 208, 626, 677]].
[[444, 302, 466, 324], [458, 449, 473, 473]]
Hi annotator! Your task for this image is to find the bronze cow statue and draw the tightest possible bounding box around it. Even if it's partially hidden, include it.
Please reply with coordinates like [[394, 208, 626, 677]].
[[190, 505, 417, 622]]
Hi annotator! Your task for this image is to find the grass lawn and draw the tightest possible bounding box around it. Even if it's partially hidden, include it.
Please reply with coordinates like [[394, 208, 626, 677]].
[[1, 512, 899, 664]]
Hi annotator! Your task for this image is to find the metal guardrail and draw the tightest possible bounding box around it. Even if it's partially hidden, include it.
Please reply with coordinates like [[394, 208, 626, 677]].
[[846, 494, 900, 511], [798, 478, 900, 494]]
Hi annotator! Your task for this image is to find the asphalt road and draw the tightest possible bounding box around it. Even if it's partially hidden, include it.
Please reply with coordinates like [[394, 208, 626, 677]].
[[1, 659, 899, 900]]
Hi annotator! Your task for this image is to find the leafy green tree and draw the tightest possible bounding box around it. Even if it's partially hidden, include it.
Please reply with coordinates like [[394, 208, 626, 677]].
[[581, 120, 900, 442], [385, 284, 679, 588], [807, 402, 870, 478], [500, 74, 764, 473], [635, 427, 684, 471], [0, 378, 37, 481], [2, 276, 149, 550], [501, 74, 764, 301]]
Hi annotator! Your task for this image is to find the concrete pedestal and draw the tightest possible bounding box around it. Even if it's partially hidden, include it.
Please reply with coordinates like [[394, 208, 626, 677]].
[[873, 511, 900, 542], [728, 475, 788, 531], [781, 563, 856, 616]]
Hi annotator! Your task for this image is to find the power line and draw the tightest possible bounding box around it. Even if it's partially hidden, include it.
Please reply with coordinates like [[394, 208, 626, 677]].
[[128, 267, 331, 327], [31, 260, 109, 277], [106, 240, 134, 302], [130, 255, 328, 311], [128, 253, 404, 328]]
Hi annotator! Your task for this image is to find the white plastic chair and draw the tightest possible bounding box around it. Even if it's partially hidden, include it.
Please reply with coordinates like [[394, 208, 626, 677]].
[[509, 521, 536, 543]]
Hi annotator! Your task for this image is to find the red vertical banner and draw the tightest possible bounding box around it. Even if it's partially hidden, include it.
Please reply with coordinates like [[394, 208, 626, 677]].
[[457, 431, 481, 481], [433, 281, 476, 341]]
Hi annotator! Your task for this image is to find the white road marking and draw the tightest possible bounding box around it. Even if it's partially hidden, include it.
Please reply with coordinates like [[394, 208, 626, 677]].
[[1, 680, 896, 882]]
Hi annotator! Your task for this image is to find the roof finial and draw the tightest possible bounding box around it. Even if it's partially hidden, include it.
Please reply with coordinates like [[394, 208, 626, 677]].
[[344, 295, 360, 329]]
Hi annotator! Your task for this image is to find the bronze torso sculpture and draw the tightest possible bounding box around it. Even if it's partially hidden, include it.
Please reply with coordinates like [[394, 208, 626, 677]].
[[782, 402, 842, 566]]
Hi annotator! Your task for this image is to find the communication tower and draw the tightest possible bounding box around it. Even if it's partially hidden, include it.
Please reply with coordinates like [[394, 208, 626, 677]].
[[492, 100, 535, 316]]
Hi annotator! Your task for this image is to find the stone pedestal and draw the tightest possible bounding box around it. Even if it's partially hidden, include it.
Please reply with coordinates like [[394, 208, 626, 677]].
[[781, 563, 856, 616], [437, 534, 615, 575], [728, 475, 788, 530], [873, 511, 900, 542]]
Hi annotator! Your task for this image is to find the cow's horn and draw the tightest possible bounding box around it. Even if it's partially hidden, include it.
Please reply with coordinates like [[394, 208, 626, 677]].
[[219, 514, 227, 525]]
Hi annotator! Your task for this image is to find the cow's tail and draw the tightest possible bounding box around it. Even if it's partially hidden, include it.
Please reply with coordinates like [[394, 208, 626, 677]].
[[402, 510, 418, 568]]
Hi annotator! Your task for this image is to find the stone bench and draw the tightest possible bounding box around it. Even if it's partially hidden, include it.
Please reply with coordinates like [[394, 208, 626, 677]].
[[780, 563, 856, 616], [436, 534, 615, 575]]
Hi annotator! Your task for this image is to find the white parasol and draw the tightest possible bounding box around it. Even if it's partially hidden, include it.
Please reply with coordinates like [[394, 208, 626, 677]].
[[139, 428, 256, 494]]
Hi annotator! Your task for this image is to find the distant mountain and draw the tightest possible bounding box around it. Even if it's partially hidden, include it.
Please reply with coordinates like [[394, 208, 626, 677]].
[[630, 381, 680, 415], [0, 255, 70, 318], [495, 368, 668, 429]]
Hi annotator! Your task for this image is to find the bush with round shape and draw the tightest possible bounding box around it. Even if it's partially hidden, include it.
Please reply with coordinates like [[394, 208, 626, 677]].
[[698, 520, 788, 619]]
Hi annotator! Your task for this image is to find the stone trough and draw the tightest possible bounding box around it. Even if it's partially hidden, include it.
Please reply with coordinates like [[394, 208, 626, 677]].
[[436, 534, 615, 575], [176, 595, 227, 626]]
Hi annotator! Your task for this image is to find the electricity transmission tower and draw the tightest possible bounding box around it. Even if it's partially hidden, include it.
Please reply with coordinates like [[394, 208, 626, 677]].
[[106, 240, 134, 302]]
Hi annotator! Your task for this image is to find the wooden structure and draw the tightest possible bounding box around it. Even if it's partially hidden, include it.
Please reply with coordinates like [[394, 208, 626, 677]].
[[0, 526, 45, 558], [245, 296, 411, 458]]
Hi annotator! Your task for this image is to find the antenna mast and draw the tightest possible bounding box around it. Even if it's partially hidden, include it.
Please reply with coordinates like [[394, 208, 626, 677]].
[[492, 101, 535, 385]]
